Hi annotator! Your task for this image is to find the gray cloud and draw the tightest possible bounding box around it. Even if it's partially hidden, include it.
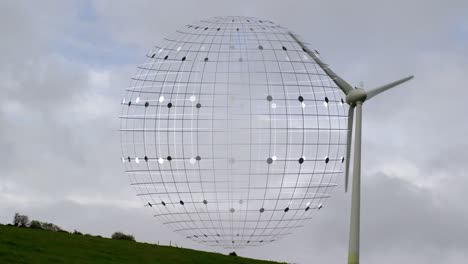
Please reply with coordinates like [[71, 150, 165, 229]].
[[1, 0, 467, 263]]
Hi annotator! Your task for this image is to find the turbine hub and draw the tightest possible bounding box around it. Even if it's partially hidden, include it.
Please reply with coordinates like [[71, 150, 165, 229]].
[[346, 88, 367, 105]]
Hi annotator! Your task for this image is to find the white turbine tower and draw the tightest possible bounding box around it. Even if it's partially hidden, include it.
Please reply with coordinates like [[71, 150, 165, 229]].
[[289, 32, 414, 264]]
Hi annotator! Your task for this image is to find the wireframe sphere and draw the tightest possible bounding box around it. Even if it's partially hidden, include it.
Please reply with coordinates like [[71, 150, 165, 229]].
[[120, 16, 347, 249]]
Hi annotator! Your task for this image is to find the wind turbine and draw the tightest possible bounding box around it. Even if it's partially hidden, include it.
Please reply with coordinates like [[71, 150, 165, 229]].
[[288, 32, 414, 264]]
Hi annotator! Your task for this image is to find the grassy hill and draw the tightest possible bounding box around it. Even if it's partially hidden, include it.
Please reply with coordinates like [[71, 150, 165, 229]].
[[0, 225, 281, 264]]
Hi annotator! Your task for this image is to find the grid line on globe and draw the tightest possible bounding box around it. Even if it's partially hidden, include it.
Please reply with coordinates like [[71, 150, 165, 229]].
[[120, 16, 348, 249]]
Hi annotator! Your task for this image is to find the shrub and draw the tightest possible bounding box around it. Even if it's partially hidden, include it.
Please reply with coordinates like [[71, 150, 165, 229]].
[[25, 219, 64, 232], [111, 232, 135, 242], [229, 252, 238, 257], [29, 220, 43, 229], [13, 213, 29, 227], [41, 222, 63, 232], [73, 230, 83, 235]]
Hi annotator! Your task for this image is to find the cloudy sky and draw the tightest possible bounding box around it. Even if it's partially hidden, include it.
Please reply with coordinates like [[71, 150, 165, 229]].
[[1, 1, 468, 263]]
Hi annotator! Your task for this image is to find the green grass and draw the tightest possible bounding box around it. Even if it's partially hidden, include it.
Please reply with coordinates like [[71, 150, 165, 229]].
[[0, 225, 281, 264]]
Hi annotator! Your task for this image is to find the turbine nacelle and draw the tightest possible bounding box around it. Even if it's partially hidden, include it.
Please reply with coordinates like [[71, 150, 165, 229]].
[[346, 88, 367, 105]]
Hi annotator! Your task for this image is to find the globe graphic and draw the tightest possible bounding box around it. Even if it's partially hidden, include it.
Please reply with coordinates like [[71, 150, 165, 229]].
[[120, 16, 348, 249]]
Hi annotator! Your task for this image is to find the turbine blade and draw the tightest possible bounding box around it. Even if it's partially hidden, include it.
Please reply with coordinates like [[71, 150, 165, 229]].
[[366, 75, 414, 100], [288, 32, 354, 95], [345, 105, 355, 192]]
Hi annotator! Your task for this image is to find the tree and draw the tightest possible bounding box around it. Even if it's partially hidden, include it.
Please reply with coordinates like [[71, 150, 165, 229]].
[[111, 232, 136, 242], [13, 213, 29, 227]]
